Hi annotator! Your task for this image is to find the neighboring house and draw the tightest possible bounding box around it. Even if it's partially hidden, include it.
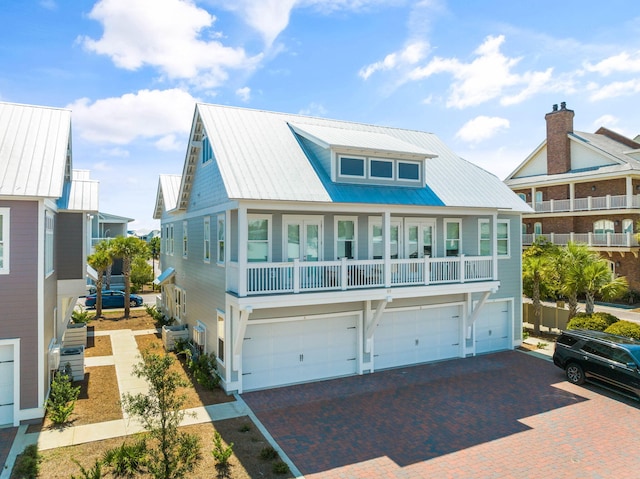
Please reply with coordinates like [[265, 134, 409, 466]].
[[0, 101, 98, 426], [153, 103, 529, 394], [505, 102, 640, 290], [89, 211, 133, 252]]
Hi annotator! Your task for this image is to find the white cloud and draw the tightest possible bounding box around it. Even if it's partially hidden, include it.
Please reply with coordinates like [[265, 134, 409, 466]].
[[99, 147, 130, 158], [67, 88, 197, 145], [298, 102, 328, 116], [455, 116, 510, 144], [589, 78, 640, 101], [80, 0, 260, 88], [408, 35, 554, 108], [584, 51, 640, 76], [39, 0, 57, 10], [592, 114, 619, 130], [154, 134, 183, 151], [236, 86, 251, 102], [359, 41, 430, 80]]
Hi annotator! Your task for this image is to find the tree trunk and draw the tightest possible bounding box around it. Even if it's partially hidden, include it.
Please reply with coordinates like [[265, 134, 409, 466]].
[[567, 292, 578, 320], [585, 292, 595, 315], [95, 271, 104, 318], [123, 258, 131, 318], [532, 277, 541, 335]]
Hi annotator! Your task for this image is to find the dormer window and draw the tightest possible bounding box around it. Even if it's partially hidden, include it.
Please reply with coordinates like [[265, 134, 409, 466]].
[[398, 161, 420, 181], [339, 156, 365, 177], [370, 159, 393, 179], [337, 154, 423, 185], [202, 135, 214, 164]]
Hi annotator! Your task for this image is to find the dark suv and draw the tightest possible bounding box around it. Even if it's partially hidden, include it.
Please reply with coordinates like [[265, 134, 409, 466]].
[[553, 329, 640, 400]]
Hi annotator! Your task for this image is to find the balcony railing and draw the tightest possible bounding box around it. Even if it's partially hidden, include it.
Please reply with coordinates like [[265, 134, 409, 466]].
[[530, 194, 640, 213], [523, 232, 639, 247], [228, 255, 494, 296]]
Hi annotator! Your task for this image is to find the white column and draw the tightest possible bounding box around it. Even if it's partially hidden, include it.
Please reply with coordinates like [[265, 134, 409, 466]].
[[238, 207, 247, 297], [569, 183, 575, 212], [626, 176, 633, 209], [492, 214, 498, 280], [383, 211, 391, 287]]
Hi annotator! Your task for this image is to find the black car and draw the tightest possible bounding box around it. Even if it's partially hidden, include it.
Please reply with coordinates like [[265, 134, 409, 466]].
[[553, 329, 640, 400]]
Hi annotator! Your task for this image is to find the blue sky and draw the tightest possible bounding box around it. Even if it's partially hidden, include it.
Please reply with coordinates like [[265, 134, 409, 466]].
[[2, 0, 639, 230]]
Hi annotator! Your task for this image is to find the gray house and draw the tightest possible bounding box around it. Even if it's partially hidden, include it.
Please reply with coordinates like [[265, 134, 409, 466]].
[[153, 103, 530, 394], [0, 101, 98, 426]]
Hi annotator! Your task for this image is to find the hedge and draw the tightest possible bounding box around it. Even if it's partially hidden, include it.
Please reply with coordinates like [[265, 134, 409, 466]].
[[604, 320, 640, 340]]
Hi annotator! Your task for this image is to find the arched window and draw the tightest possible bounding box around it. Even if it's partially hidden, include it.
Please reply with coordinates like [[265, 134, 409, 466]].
[[535, 191, 543, 203], [518, 193, 526, 202], [593, 220, 614, 235], [623, 219, 633, 233], [534, 222, 542, 235]]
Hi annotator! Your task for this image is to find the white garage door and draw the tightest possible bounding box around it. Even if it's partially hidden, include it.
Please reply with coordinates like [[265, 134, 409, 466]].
[[0, 345, 15, 426], [242, 314, 358, 391], [475, 300, 511, 354], [374, 305, 462, 370]]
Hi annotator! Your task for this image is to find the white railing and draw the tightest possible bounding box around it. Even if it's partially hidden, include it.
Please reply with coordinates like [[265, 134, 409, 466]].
[[530, 194, 639, 213], [232, 255, 495, 296], [522, 232, 639, 248]]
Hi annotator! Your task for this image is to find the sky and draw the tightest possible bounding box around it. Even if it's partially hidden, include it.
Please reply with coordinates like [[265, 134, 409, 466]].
[[1, 0, 639, 231]]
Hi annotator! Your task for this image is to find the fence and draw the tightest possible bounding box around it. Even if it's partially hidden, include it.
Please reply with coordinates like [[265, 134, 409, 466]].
[[522, 302, 569, 333]]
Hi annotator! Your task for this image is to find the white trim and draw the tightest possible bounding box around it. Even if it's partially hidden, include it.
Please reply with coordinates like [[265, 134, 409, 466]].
[[282, 215, 324, 262], [0, 207, 9, 274], [217, 214, 225, 265], [203, 216, 211, 263], [45, 209, 54, 277], [444, 218, 462, 256], [369, 157, 394, 179], [182, 220, 188, 259], [497, 219, 511, 259], [397, 160, 422, 183], [337, 154, 366, 179], [334, 216, 358, 259], [247, 214, 272, 262], [368, 216, 402, 260], [471, 297, 516, 352], [478, 218, 491, 256], [37, 200, 45, 409], [0, 338, 20, 426], [404, 218, 436, 259]]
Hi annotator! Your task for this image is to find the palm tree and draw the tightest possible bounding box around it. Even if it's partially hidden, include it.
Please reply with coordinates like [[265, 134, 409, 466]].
[[87, 247, 113, 318], [522, 254, 555, 334], [110, 236, 149, 318], [582, 260, 628, 314], [557, 242, 600, 320]]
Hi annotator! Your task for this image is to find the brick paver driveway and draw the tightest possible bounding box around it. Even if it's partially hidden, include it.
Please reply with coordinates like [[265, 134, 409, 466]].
[[243, 350, 640, 479]]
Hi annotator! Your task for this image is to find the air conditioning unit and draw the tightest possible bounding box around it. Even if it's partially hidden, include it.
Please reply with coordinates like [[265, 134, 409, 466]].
[[48, 344, 61, 371], [192, 324, 206, 352]]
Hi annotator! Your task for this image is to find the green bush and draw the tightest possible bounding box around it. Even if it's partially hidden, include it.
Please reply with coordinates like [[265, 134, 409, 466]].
[[71, 459, 103, 479], [71, 307, 93, 324], [567, 315, 610, 332], [102, 438, 148, 477], [605, 320, 640, 340], [272, 460, 290, 475], [211, 431, 233, 469], [46, 369, 80, 424], [259, 446, 278, 461], [145, 305, 173, 327], [186, 352, 220, 390], [12, 444, 40, 478]]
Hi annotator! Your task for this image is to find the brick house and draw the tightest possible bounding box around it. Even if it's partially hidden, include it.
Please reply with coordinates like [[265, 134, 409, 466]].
[[504, 102, 640, 291]]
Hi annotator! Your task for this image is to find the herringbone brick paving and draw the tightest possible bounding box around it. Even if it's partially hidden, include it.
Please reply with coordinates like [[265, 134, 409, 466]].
[[243, 351, 640, 479]]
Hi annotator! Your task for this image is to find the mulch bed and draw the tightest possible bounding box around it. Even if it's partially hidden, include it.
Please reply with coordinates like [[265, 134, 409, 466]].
[[84, 335, 113, 357], [88, 310, 159, 332]]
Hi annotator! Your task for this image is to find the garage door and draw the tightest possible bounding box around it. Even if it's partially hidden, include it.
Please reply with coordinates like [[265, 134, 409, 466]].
[[374, 305, 461, 370], [242, 314, 358, 391], [475, 300, 511, 354], [0, 345, 15, 426]]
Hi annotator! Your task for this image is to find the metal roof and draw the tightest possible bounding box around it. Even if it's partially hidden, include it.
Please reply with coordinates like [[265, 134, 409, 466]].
[[174, 104, 529, 212], [0, 101, 72, 198], [153, 174, 181, 218]]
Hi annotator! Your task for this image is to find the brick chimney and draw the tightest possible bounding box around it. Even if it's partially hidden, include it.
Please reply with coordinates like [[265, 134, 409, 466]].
[[545, 102, 574, 174]]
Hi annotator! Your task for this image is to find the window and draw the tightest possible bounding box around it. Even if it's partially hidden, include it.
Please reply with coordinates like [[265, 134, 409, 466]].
[[169, 224, 174, 256], [217, 215, 225, 264], [623, 219, 633, 234], [594, 219, 614, 235], [370, 159, 393, 179], [336, 217, 357, 259], [0, 208, 9, 274], [479, 219, 491, 256], [497, 220, 510, 257], [517, 193, 526, 202], [370, 219, 400, 259], [339, 156, 365, 177], [217, 311, 225, 363], [175, 287, 186, 321], [445, 219, 461, 256], [248, 216, 270, 262], [535, 191, 543, 203], [202, 135, 214, 164], [182, 221, 188, 258], [203, 217, 211, 262], [398, 162, 420, 181], [45, 210, 54, 275], [534, 222, 542, 235]]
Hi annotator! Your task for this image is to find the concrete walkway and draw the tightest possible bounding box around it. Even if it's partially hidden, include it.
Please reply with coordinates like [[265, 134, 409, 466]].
[[0, 328, 256, 479]]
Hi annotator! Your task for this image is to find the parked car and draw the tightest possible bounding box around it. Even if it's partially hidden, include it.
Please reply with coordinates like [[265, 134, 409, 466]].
[[553, 329, 640, 400], [85, 290, 144, 309]]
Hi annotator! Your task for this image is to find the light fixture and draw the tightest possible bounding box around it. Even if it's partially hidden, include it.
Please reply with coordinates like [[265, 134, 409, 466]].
[[591, 185, 596, 191], [616, 261, 621, 267], [615, 220, 619, 226]]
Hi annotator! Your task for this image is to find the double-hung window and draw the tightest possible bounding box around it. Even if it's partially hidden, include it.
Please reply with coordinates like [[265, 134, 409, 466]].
[[182, 221, 188, 258], [479, 219, 491, 256], [497, 220, 510, 257], [169, 224, 174, 256], [248, 216, 270, 262], [45, 210, 54, 275], [217, 311, 225, 363], [217, 215, 225, 265], [370, 218, 400, 259], [0, 208, 9, 274], [445, 219, 461, 256], [203, 217, 211, 263], [336, 217, 357, 259]]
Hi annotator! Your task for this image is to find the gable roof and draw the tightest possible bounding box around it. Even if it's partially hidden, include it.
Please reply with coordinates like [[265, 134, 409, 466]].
[[153, 174, 181, 219], [58, 170, 99, 212], [505, 128, 640, 187], [160, 104, 529, 214], [0, 101, 72, 198]]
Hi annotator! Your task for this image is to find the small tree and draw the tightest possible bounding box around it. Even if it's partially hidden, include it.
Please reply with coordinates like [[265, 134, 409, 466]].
[[582, 260, 628, 314], [557, 242, 600, 320], [120, 351, 201, 479], [110, 236, 149, 318], [46, 369, 80, 424], [87, 242, 113, 318], [150, 236, 161, 290], [211, 431, 233, 474], [131, 256, 153, 293]]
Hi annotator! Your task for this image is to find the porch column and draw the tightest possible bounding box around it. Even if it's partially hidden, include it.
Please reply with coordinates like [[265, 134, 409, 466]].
[[626, 176, 633, 209], [569, 183, 575, 212], [383, 211, 391, 287], [492, 213, 498, 280], [238, 207, 247, 297]]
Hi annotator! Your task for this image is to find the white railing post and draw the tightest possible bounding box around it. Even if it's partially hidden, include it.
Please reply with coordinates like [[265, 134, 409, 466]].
[[588, 196, 592, 210], [550, 199, 554, 212], [606, 194, 611, 209], [570, 232, 574, 243], [607, 232, 612, 247], [293, 259, 300, 294], [424, 256, 430, 285], [459, 254, 465, 283], [588, 232, 593, 246], [238, 207, 247, 297], [340, 257, 348, 290], [550, 232, 555, 244], [627, 232, 632, 247]]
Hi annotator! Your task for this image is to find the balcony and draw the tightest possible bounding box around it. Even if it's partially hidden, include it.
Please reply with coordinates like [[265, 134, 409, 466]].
[[523, 232, 639, 248], [228, 255, 494, 296], [528, 194, 640, 214]]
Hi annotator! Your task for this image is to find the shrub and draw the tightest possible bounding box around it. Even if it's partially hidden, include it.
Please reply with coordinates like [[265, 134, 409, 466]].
[[12, 444, 40, 478], [272, 460, 290, 475], [605, 320, 640, 340], [186, 352, 220, 390], [46, 369, 80, 424], [259, 446, 278, 461], [238, 423, 251, 433], [211, 431, 234, 469], [71, 459, 103, 479], [71, 307, 93, 324], [145, 305, 173, 327], [102, 438, 148, 477], [573, 312, 619, 326], [567, 315, 610, 332]]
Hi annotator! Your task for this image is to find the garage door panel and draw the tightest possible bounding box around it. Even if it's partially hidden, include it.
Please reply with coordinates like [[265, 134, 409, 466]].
[[475, 301, 510, 354], [0, 345, 14, 425]]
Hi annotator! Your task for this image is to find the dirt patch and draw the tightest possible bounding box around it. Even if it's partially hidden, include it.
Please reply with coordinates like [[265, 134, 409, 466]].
[[84, 335, 113, 357], [28, 366, 122, 433], [32, 419, 294, 479], [135, 333, 234, 408], [88, 310, 159, 332]]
